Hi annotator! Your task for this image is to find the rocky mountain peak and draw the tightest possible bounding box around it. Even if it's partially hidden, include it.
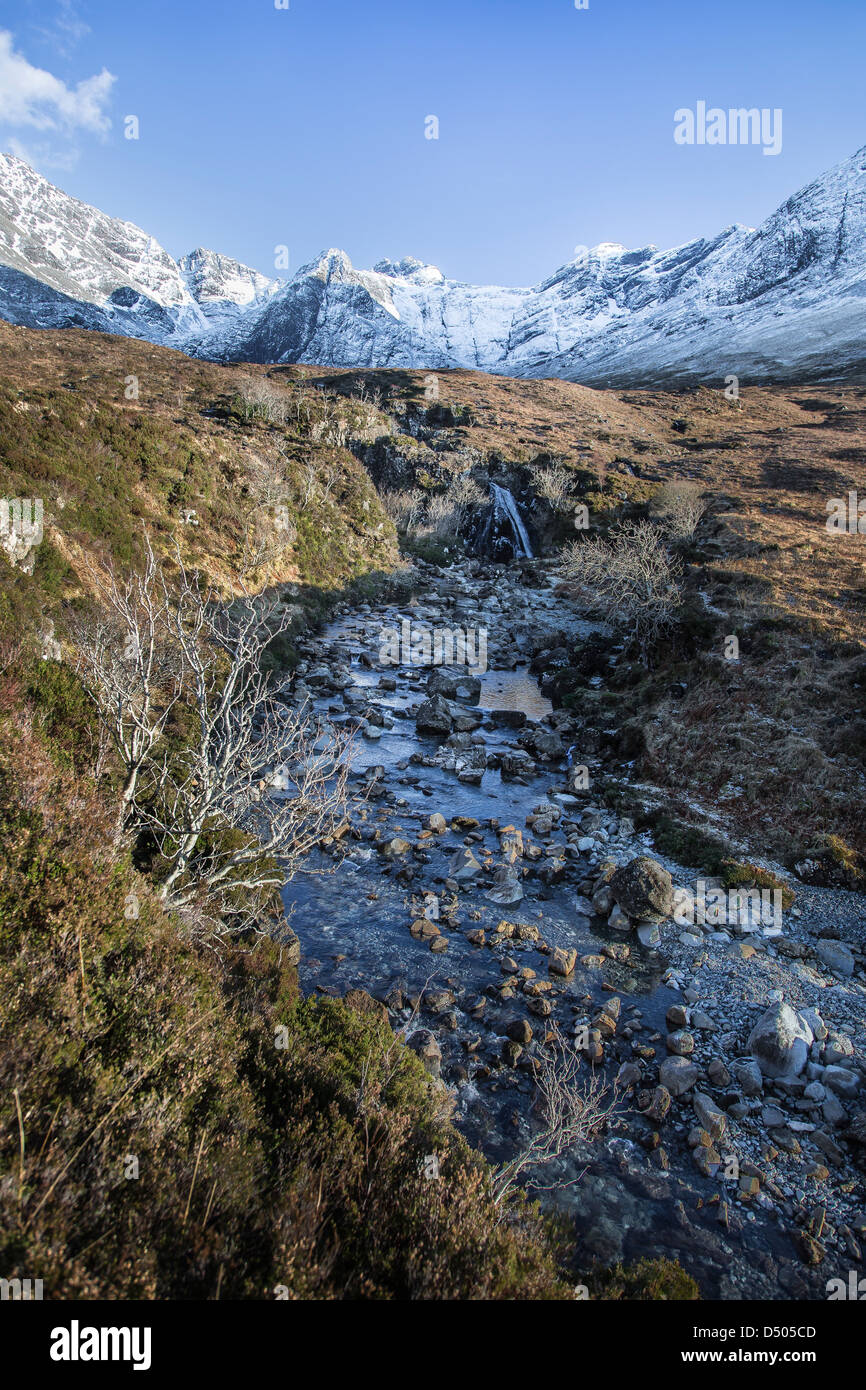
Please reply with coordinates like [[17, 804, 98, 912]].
[[0, 146, 864, 386]]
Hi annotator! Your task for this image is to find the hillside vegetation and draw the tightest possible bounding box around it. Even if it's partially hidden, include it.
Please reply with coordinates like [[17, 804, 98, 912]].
[[0, 324, 604, 1300], [4, 319, 862, 1297]]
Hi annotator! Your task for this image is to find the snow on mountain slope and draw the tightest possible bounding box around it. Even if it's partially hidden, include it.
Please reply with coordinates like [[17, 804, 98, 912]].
[[179, 248, 278, 308], [0, 154, 275, 347], [0, 145, 864, 385]]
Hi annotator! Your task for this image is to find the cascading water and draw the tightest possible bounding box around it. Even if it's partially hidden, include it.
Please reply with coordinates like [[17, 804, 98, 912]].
[[473, 483, 534, 560]]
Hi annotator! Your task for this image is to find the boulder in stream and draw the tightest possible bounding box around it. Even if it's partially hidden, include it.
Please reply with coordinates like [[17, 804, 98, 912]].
[[609, 856, 674, 923]]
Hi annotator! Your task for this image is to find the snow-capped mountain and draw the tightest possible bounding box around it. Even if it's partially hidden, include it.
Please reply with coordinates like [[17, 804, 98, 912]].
[[0, 153, 273, 348], [1, 147, 864, 385]]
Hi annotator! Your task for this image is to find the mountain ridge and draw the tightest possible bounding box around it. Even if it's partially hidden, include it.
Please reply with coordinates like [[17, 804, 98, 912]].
[[0, 146, 864, 385]]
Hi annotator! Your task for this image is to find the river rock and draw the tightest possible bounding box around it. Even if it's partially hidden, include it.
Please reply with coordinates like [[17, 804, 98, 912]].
[[410, 918, 440, 940], [282, 924, 301, 968], [814, 940, 856, 978], [641, 1085, 672, 1121], [499, 825, 524, 862], [416, 694, 453, 734], [659, 1056, 699, 1096], [609, 856, 674, 922], [591, 885, 614, 916], [824, 1032, 855, 1066], [693, 1091, 727, 1141], [636, 922, 661, 947], [747, 1002, 814, 1079], [732, 1058, 764, 1096], [507, 1018, 533, 1045], [382, 837, 411, 858], [549, 946, 578, 977], [823, 1066, 861, 1099], [485, 865, 524, 905], [426, 666, 482, 702], [521, 726, 564, 760], [406, 1029, 442, 1078], [448, 846, 483, 884]]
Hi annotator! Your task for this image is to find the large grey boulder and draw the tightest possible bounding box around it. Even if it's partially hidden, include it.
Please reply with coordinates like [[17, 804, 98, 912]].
[[659, 1056, 699, 1096], [609, 856, 674, 922], [485, 865, 524, 905], [747, 1003, 814, 1080]]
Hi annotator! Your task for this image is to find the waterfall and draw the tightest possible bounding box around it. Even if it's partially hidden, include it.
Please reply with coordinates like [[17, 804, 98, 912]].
[[489, 484, 534, 559]]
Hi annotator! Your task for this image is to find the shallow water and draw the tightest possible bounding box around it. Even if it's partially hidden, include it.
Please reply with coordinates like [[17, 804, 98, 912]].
[[477, 666, 553, 719], [278, 573, 825, 1299]]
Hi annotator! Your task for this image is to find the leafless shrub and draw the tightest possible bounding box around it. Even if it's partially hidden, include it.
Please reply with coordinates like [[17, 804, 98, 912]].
[[530, 460, 574, 510], [293, 458, 339, 512], [241, 472, 298, 571], [563, 519, 683, 661], [381, 488, 425, 532], [652, 480, 707, 540], [491, 1024, 616, 1205], [72, 537, 182, 836], [424, 491, 461, 539], [236, 378, 290, 425]]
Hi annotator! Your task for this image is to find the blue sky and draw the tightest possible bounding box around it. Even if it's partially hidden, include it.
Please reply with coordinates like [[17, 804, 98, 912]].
[[1, 0, 864, 285]]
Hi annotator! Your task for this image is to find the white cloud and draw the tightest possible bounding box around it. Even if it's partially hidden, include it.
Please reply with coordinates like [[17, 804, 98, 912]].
[[0, 30, 114, 135], [7, 135, 81, 173]]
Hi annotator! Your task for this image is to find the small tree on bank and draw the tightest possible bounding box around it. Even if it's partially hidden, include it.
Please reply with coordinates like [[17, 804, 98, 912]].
[[651, 480, 707, 542], [75, 535, 352, 936]]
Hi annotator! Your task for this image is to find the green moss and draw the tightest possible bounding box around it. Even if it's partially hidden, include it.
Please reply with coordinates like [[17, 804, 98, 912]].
[[588, 1256, 700, 1301], [25, 659, 102, 775], [638, 811, 731, 872], [720, 859, 795, 909]]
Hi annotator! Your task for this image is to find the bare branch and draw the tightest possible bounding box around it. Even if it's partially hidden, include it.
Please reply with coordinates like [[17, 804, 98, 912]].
[[491, 1023, 617, 1205]]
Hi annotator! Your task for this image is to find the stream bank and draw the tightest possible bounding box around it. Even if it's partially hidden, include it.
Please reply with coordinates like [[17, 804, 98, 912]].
[[278, 557, 866, 1300]]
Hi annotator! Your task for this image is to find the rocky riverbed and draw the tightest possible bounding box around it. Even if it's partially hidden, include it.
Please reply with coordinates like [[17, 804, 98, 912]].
[[278, 558, 866, 1300]]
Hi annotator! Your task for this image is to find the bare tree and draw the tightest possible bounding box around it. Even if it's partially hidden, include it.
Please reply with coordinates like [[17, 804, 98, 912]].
[[382, 475, 484, 542], [563, 519, 683, 662], [297, 460, 319, 510], [73, 535, 181, 836], [652, 480, 707, 541], [491, 1025, 616, 1205], [75, 535, 353, 928], [381, 488, 425, 532], [235, 377, 289, 425], [150, 565, 353, 915]]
